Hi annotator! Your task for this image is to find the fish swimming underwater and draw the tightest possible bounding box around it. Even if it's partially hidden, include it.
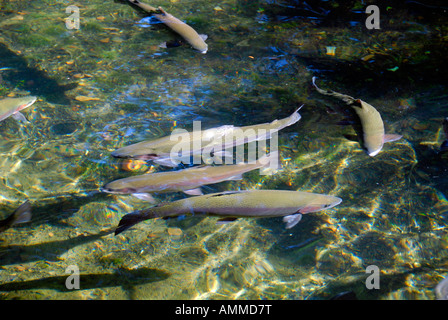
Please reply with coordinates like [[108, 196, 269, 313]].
[[312, 77, 402, 156], [126, 0, 208, 53], [0, 96, 37, 123], [111, 107, 302, 166], [114, 190, 342, 235], [0, 201, 32, 233], [435, 275, 448, 300], [102, 154, 275, 201]]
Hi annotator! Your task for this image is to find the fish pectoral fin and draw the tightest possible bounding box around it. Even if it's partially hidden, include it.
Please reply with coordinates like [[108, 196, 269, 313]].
[[13, 201, 32, 224], [12, 112, 29, 123], [153, 157, 178, 167], [183, 188, 203, 196], [216, 217, 238, 225], [132, 193, 156, 203], [199, 34, 208, 41], [383, 134, 402, 143], [282, 213, 302, 229]]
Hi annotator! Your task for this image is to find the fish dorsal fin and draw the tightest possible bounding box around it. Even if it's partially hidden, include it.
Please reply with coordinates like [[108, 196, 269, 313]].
[[15, 210, 32, 224], [282, 213, 302, 229], [132, 193, 156, 203], [383, 134, 402, 143]]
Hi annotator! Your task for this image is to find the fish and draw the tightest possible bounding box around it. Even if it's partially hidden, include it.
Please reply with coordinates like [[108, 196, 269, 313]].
[[0, 201, 32, 233], [435, 275, 448, 300], [103, 153, 272, 197], [126, 0, 208, 54], [114, 189, 342, 235], [0, 96, 37, 123], [111, 107, 302, 166], [102, 154, 275, 201], [440, 117, 448, 154], [312, 77, 402, 156]]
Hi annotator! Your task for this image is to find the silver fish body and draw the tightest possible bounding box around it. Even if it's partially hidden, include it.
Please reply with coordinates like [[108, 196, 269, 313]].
[[312, 77, 401, 156], [102, 155, 272, 197], [127, 0, 208, 53], [351, 99, 385, 156], [111, 108, 301, 166], [115, 189, 342, 234], [0, 96, 37, 122]]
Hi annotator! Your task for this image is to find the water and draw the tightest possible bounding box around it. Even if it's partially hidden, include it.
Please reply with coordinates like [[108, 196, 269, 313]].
[[0, 0, 447, 300]]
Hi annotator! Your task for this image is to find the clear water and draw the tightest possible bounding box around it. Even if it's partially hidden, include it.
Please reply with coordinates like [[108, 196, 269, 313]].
[[0, 0, 447, 300]]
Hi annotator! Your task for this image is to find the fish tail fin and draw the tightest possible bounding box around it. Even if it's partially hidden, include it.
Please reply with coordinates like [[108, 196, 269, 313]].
[[312, 77, 355, 104], [12, 201, 32, 225], [115, 212, 147, 235], [286, 105, 303, 126], [257, 151, 282, 175]]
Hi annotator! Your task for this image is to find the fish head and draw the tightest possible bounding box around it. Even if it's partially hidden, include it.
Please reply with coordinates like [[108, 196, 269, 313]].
[[198, 44, 208, 54], [364, 132, 384, 157], [367, 147, 382, 157], [101, 181, 138, 194], [297, 195, 342, 214]]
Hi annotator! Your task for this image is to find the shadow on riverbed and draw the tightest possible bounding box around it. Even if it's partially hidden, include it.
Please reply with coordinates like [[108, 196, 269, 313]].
[[0, 228, 114, 266], [0, 266, 170, 298], [0, 43, 76, 104]]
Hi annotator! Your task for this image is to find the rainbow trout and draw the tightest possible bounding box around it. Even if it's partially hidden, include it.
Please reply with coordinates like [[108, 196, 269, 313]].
[[127, 0, 208, 53], [0, 201, 32, 233], [312, 77, 401, 156], [102, 154, 274, 201], [0, 96, 37, 123], [115, 190, 342, 235], [111, 107, 302, 166]]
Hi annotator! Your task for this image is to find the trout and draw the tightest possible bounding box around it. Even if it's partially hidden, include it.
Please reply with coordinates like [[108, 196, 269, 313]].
[[312, 77, 401, 156], [111, 107, 302, 166], [102, 154, 274, 201], [0, 96, 37, 123], [127, 0, 208, 53], [115, 189, 342, 235]]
